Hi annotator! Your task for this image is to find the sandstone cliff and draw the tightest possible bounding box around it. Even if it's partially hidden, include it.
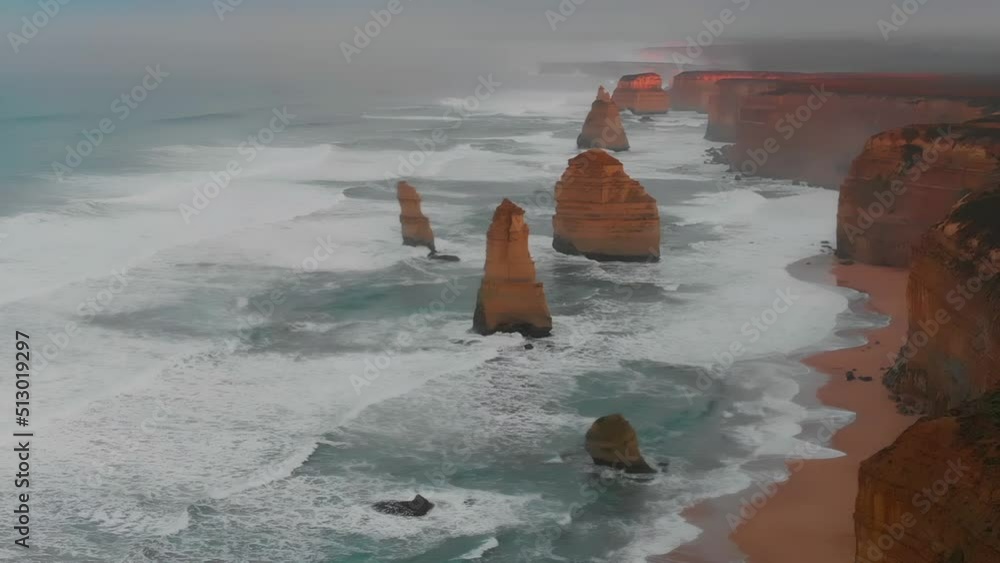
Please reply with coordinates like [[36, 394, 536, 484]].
[[577, 86, 629, 152], [612, 73, 670, 115], [472, 199, 552, 337], [854, 393, 1000, 563], [552, 149, 660, 262], [836, 117, 1000, 267], [397, 181, 435, 252], [671, 71, 800, 113], [885, 187, 1000, 415]]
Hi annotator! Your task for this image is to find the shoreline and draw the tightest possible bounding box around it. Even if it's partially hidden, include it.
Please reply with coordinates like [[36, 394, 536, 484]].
[[659, 260, 918, 563]]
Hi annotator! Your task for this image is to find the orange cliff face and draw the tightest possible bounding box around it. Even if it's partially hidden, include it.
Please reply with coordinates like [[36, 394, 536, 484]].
[[472, 199, 552, 338], [884, 188, 1000, 415], [854, 395, 1000, 563], [730, 83, 999, 188], [397, 181, 435, 252], [836, 117, 1000, 267], [552, 149, 660, 262], [577, 86, 629, 152], [611, 73, 670, 115], [670, 70, 799, 113]]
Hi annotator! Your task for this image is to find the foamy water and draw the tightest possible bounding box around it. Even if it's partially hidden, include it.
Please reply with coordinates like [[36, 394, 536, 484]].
[[0, 85, 849, 562]]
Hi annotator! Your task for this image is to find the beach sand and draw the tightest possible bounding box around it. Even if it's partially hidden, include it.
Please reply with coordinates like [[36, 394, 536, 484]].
[[659, 262, 918, 563]]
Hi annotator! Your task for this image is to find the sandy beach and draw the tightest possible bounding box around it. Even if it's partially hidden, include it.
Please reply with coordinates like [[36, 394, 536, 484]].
[[661, 262, 918, 563]]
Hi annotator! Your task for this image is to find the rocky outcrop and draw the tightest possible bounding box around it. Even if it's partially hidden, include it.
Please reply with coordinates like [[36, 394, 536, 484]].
[[577, 86, 629, 152], [671, 71, 800, 113], [854, 393, 1000, 563], [397, 181, 435, 252], [584, 414, 656, 474], [885, 188, 1000, 415], [612, 73, 670, 115], [552, 150, 660, 262], [836, 117, 1000, 267], [472, 199, 552, 338], [373, 494, 435, 517]]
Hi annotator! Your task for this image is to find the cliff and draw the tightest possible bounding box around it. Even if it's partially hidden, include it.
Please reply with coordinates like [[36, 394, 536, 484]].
[[885, 187, 1000, 415], [854, 393, 1000, 563], [611, 73, 670, 115], [552, 149, 660, 262], [837, 117, 1000, 267], [397, 181, 435, 251], [671, 70, 802, 113], [472, 199, 553, 338], [577, 86, 629, 152]]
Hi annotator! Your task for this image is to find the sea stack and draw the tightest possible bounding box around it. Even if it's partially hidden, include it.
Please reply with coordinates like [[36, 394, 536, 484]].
[[886, 187, 1000, 415], [584, 414, 656, 474], [472, 199, 552, 338], [577, 86, 629, 152], [553, 149, 660, 262], [397, 181, 435, 252], [837, 116, 1000, 267], [611, 73, 670, 115]]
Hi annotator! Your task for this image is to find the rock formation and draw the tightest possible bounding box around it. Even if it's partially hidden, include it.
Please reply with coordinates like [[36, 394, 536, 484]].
[[552, 150, 660, 262], [671, 71, 801, 113], [577, 86, 629, 152], [837, 116, 1000, 267], [397, 181, 435, 252], [584, 414, 656, 474], [373, 494, 435, 517], [885, 187, 1000, 415], [612, 73, 670, 115], [472, 199, 552, 338], [854, 392, 1000, 563]]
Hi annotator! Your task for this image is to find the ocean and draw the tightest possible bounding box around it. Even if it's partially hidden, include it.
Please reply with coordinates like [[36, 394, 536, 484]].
[[1, 74, 856, 562]]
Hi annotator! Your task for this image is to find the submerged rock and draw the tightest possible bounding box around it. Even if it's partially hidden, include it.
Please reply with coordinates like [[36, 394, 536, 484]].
[[428, 251, 460, 262], [372, 494, 435, 517], [584, 414, 656, 474]]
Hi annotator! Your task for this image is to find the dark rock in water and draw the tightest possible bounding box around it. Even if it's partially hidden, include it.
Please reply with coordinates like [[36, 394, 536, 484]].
[[373, 494, 434, 517], [734, 174, 742, 181], [846, 370, 856, 381], [524, 343, 534, 350], [428, 251, 460, 262], [639, 116, 653, 122]]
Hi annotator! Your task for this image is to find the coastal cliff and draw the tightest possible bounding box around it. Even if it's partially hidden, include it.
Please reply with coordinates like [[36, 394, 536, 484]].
[[552, 149, 660, 262], [612, 73, 670, 115], [836, 117, 1000, 267], [472, 199, 552, 337], [397, 181, 436, 251], [671, 70, 798, 113], [885, 188, 1000, 414], [577, 86, 629, 152], [854, 393, 1000, 563]]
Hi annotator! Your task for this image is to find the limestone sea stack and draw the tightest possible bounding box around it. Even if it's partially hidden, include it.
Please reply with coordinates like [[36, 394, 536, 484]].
[[472, 199, 552, 338], [612, 73, 670, 115], [584, 414, 656, 474], [553, 150, 660, 262], [577, 86, 629, 152], [837, 116, 1000, 267], [885, 188, 1000, 415], [854, 393, 1000, 563], [397, 181, 435, 252]]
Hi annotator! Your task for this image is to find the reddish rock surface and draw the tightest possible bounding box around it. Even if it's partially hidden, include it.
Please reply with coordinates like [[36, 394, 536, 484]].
[[671, 71, 801, 113], [472, 199, 552, 337], [730, 84, 998, 188], [397, 181, 435, 252], [836, 117, 1000, 267], [854, 394, 1000, 563], [577, 86, 629, 152], [885, 188, 1000, 415], [552, 149, 660, 262], [612, 73, 670, 115]]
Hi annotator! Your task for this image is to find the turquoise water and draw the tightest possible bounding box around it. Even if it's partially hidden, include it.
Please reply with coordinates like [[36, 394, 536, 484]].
[[0, 76, 852, 562]]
